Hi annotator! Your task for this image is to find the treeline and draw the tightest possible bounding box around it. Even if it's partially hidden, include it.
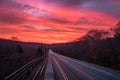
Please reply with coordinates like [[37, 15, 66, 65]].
[[51, 21, 120, 70], [0, 39, 48, 79], [0, 39, 48, 56], [0, 44, 23, 54]]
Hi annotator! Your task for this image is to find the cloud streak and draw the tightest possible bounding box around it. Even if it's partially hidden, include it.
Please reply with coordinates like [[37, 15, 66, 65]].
[[0, 0, 119, 43], [0, 13, 27, 25], [43, 0, 120, 18]]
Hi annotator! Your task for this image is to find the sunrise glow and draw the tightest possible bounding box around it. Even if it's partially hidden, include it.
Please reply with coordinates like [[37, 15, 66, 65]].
[[0, 0, 120, 44]]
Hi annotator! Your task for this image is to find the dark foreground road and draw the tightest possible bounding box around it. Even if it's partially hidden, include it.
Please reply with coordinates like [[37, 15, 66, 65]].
[[47, 50, 120, 80], [4, 50, 120, 80]]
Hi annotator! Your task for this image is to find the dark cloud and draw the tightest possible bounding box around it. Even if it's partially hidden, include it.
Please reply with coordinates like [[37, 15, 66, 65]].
[[0, 13, 27, 25], [0, 0, 18, 6], [44, 0, 120, 18], [45, 29, 74, 32], [49, 17, 72, 24], [0, 0, 24, 10], [0, 0, 36, 25], [0, 0, 35, 10], [49, 16, 110, 26], [0, 0, 53, 25], [22, 25, 36, 29], [75, 17, 110, 26], [21, 24, 73, 32], [0, 28, 19, 34], [82, 0, 120, 18], [44, 0, 85, 7], [21, 24, 52, 31], [0, 27, 32, 34], [75, 17, 88, 25], [48, 16, 110, 26], [68, 27, 88, 31]]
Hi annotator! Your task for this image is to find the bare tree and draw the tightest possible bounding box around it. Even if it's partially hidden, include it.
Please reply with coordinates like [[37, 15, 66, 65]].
[[15, 45, 23, 54], [113, 21, 120, 38], [80, 29, 109, 41]]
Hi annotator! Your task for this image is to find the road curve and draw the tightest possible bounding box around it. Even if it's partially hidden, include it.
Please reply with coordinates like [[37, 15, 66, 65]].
[[49, 50, 120, 80]]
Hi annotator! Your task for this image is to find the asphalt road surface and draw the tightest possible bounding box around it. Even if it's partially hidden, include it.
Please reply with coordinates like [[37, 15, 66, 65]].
[[46, 50, 120, 80]]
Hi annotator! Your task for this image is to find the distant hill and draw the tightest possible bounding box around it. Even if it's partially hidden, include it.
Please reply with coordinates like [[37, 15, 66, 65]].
[[0, 38, 47, 80], [49, 38, 120, 71], [0, 38, 46, 55]]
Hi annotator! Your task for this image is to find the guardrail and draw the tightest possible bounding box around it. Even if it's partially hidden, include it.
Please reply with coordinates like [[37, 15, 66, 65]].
[[4, 54, 48, 80]]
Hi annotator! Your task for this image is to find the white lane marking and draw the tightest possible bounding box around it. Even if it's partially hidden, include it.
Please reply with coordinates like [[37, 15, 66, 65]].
[[52, 55, 69, 80]]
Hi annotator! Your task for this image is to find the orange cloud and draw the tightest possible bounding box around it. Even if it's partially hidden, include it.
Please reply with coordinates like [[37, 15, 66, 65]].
[[0, 0, 119, 44]]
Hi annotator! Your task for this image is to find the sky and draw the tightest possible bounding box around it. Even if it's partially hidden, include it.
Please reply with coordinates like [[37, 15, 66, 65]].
[[0, 0, 120, 44]]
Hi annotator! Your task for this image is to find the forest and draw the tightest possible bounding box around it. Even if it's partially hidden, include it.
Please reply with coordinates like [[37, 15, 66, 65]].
[[0, 39, 47, 79], [50, 21, 120, 70]]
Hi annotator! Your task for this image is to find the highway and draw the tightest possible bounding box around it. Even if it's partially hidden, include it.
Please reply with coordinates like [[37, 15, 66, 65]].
[[4, 50, 120, 80], [48, 50, 120, 80], [4, 54, 48, 80]]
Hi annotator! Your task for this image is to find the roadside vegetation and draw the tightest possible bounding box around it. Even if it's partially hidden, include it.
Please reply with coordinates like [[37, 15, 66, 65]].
[[51, 21, 120, 71]]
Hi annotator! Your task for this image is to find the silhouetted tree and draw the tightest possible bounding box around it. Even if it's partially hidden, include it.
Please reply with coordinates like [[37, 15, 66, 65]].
[[36, 47, 44, 57], [113, 21, 120, 39], [80, 29, 109, 41], [77, 29, 109, 63], [15, 45, 23, 54], [37, 48, 43, 54], [11, 36, 19, 41]]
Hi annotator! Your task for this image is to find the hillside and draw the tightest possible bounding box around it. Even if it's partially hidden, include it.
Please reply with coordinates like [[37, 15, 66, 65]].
[[0, 39, 47, 80], [49, 37, 120, 71]]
